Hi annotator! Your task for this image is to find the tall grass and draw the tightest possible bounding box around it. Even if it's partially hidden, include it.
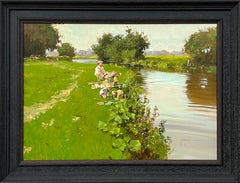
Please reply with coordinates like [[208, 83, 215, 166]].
[[24, 60, 132, 160]]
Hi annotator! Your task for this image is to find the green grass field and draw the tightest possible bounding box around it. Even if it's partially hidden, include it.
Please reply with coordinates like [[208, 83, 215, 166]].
[[73, 55, 98, 59], [142, 55, 190, 72], [141, 55, 216, 73], [24, 60, 133, 160]]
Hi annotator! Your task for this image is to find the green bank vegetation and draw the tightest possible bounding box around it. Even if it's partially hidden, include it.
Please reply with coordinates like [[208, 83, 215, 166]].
[[73, 55, 98, 59], [24, 59, 170, 160], [140, 55, 190, 72], [98, 80, 170, 159], [24, 60, 131, 160], [140, 55, 216, 73]]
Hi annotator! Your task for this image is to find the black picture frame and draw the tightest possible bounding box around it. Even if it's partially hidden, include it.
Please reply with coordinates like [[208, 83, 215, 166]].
[[0, 0, 239, 182]]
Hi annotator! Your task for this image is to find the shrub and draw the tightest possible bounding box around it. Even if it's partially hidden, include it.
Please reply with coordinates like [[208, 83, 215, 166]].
[[98, 79, 170, 160]]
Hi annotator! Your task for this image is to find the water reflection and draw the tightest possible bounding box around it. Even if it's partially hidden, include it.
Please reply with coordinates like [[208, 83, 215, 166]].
[[72, 58, 97, 64], [138, 69, 217, 160], [186, 73, 216, 107]]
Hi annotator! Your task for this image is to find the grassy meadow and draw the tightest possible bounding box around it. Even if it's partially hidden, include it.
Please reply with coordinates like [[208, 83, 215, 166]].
[[24, 54, 213, 160], [73, 55, 98, 59], [141, 55, 190, 72], [140, 55, 216, 73], [24, 60, 133, 160]]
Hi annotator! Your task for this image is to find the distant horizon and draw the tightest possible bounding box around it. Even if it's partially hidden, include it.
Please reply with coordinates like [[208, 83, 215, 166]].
[[74, 48, 183, 52], [46, 48, 186, 57]]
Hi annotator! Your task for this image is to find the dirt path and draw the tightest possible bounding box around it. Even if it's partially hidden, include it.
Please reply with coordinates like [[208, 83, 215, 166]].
[[24, 73, 80, 123]]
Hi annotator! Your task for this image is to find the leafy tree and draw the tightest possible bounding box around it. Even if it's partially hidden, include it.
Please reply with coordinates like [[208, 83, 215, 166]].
[[122, 50, 136, 63], [24, 24, 60, 57], [123, 28, 150, 61], [184, 27, 217, 66], [92, 28, 150, 63], [57, 43, 75, 59], [105, 35, 124, 63], [91, 33, 114, 61]]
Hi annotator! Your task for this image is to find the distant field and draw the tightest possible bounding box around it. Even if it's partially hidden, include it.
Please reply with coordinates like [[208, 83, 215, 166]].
[[24, 60, 132, 160], [73, 55, 98, 59], [142, 55, 190, 72], [142, 55, 216, 73]]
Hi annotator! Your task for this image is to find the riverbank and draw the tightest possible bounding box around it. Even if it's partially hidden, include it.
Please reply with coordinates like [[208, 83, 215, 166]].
[[26, 55, 216, 73], [24, 60, 133, 160], [138, 55, 216, 73]]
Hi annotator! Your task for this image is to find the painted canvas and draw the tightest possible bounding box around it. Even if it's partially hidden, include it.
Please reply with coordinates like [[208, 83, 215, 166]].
[[24, 24, 217, 160]]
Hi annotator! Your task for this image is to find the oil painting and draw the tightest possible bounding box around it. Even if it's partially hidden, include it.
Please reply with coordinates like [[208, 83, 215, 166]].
[[23, 24, 217, 160]]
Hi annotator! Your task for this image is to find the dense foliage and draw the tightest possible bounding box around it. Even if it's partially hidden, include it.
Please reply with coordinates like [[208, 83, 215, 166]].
[[184, 27, 217, 66], [24, 24, 60, 57], [57, 43, 75, 59], [98, 80, 170, 160], [92, 28, 150, 63]]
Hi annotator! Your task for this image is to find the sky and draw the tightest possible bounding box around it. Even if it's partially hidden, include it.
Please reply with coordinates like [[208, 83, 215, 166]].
[[53, 24, 216, 52]]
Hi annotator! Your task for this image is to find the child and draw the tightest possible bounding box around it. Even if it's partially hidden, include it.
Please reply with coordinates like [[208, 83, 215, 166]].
[[94, 60, 107, 80], [111, 89, 124, 100], [99, 83, 111, 99]]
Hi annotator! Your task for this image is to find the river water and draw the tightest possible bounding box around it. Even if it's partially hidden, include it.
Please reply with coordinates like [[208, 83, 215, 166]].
[[73, 58, 97, 64], [139, 70, 217, 160], [73, 59, 217, 160]]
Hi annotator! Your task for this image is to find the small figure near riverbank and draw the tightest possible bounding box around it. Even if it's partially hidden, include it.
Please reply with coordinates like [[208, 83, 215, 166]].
[[94, 61, 122, 83], [94, 60, 107, 80], [104, 71, 122, 84], [99, 83, 111, 99], [112, 89, 124, 100], [92, 61, 125, 100]]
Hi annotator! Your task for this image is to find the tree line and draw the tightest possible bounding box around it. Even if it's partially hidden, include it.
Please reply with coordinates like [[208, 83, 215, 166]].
[[24, 24, 75, 59], [92, 27, 217, 66], [24, 24, 216, 67]]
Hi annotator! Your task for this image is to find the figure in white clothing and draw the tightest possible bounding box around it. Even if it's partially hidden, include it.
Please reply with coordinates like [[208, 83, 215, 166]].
[[94, 60, 107, 80]]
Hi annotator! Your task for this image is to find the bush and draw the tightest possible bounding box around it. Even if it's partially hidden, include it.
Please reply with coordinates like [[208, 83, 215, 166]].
[[57, 43, 75, 59], [98, 79, 170, 160], [57, 56, 72, 61]]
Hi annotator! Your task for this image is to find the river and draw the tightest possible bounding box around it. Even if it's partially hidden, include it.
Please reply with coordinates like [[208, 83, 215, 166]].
[[139, 70, 217, 160], [73, 59, 217, 160]]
